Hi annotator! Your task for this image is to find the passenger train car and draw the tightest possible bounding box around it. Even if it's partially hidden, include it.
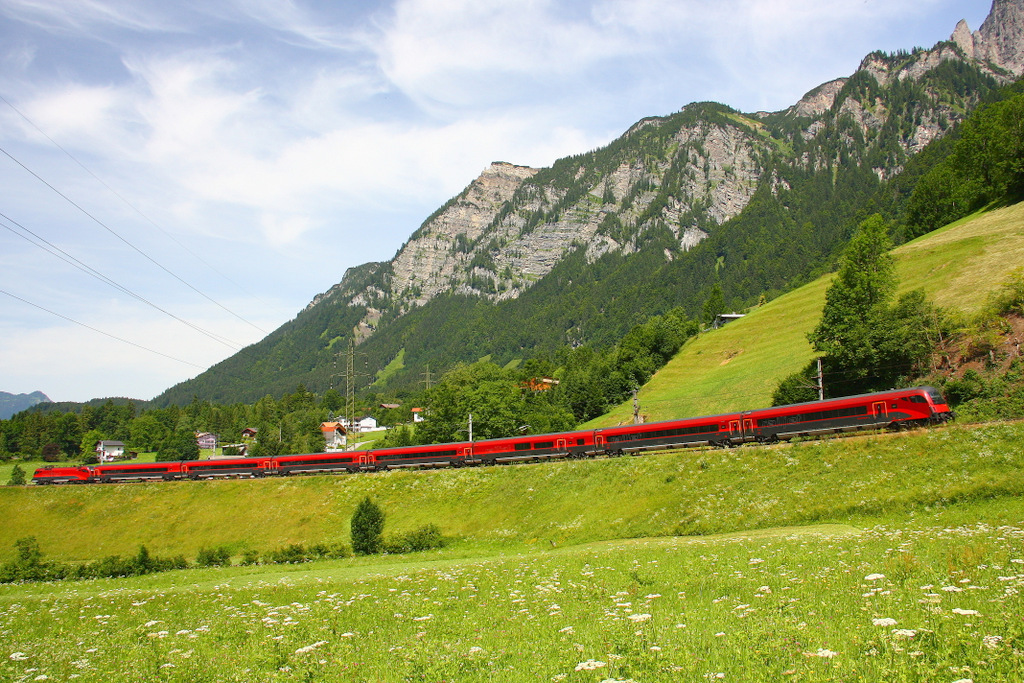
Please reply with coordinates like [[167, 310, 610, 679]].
[[32, 386, 953, 485]]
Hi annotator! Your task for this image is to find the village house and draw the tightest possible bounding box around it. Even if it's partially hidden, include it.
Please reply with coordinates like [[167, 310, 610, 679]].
[[320, 422, 347, 450], [195, 432, 218, 450], [95, 440, 125, 463]]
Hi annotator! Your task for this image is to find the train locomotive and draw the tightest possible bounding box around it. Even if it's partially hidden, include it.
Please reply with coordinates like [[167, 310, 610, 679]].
[[32, 386, 953, 485]]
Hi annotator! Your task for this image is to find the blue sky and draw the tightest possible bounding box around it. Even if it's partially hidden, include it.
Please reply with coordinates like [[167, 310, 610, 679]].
[[0, 0, 992, 402]]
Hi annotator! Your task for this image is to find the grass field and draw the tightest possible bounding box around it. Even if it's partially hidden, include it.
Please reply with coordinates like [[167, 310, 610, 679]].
[[589, 202, 1024, 427], [8, 419, 1021, 682], [2, 517, 1022, 682], [3, 420, 1024, 563]]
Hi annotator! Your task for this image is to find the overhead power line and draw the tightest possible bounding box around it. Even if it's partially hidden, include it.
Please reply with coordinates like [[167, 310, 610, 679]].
[[0, 288, 205, 369], [0, 92, 273, 328], [0, 144, 268, 339], [0, 211, 240, 350]]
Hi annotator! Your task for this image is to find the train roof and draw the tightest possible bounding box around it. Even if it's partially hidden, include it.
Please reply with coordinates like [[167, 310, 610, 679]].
[[745, 386, 942, 415]]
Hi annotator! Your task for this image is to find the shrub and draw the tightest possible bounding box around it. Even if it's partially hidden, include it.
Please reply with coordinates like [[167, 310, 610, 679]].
[[351, 497, 385, 555], [41, 443, 62, 462], [196, 545, 232, 567], [383, 524, 447, 554], [263, 543, 309, 564]]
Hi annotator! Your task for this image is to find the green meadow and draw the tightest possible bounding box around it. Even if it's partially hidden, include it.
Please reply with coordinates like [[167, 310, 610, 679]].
[[3, 421, 1024, 681], [591, 202, 1024, 427]]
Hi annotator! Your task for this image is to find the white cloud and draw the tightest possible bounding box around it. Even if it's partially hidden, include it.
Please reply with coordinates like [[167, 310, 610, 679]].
[[0, 0, 179, 34]]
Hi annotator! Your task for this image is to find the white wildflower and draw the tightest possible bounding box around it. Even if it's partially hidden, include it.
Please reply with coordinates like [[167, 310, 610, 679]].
[[295, 641, 327, 655], [892, 629, 917, 639], [865, 573, 885, 581], [575, 659, 607, 671], [872, 617, 898, 627], [983, 635, 1003, 650], [9, 653, 29, 661], [627, 613, 652, 622], [952, 608, 980, 616]]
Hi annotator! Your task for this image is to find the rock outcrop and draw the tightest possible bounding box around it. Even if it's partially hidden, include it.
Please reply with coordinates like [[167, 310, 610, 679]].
[[313, 0, 1023, 345]]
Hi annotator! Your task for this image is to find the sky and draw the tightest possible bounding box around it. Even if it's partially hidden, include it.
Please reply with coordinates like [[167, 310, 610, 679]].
[[0, 0, 993, 403]]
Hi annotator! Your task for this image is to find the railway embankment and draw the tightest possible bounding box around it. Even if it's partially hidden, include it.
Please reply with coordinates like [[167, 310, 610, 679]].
[[1, 420, 1022, 564]]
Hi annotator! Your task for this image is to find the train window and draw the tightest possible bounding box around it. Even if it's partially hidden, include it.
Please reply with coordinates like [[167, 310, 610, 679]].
[[607, 424, 718, 443], [907, 395, 927, 403], [533, 441, 554, 449], [515, 443, 531, 451], [576, 439, 585, 445]]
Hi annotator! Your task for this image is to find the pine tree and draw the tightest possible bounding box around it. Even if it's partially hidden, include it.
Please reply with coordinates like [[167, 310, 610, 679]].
[[350, 497, 385, 555], [7, 464, 26, 486], [806, 214, 934, 396]]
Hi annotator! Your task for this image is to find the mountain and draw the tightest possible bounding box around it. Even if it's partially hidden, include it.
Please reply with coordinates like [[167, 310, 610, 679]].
[[0, 391, 51, 419], [154, 0, 1024, 407]]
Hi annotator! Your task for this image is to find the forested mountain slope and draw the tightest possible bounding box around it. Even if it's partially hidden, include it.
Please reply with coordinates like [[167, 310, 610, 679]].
[[155, 0, 1024, 406], [591, 200, 1024, 426]]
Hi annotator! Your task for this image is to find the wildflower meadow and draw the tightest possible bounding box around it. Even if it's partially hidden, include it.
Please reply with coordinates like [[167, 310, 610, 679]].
[[2, 421, 1024, 681]]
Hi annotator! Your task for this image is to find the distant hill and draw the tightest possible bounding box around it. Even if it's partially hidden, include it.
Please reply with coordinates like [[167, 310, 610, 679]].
[[0, 391, 50, 419], [154, 0, 1024, 406]]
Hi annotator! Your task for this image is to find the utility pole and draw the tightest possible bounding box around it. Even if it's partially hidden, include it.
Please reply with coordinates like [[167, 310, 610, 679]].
[[815, 358, 824, 401], [422, 364, 432, 393], [468, 413, 473, 442]]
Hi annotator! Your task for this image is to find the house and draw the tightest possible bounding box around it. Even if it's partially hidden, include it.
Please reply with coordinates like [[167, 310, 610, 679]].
[[241, 428, 258, 442], [195, 432, 218, 450], [356, 416, 380, 431], [320, 422, 347, 450], [411, 407, 424, 423], [340, 416, 384, 432], [712, 313, 745, 329], [523, 377, 560, 392], [95, 440, 125, 463]]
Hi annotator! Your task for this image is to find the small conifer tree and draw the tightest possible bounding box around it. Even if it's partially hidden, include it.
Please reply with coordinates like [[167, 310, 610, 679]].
[[350, 497, 385, 555], [7, 464, 26, 486]]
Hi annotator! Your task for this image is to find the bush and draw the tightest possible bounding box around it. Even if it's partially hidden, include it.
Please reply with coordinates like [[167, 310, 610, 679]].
[[0, 537, 62, 582], [263, 543, 310, 564], [351, 497, 385, 555], [196, 545, 232, 567], [41, 443, 62, 462], [383, 524, 448, 554]]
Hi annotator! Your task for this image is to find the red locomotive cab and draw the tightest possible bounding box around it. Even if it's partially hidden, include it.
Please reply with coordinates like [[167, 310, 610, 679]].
[[923, 386, 955, 422]]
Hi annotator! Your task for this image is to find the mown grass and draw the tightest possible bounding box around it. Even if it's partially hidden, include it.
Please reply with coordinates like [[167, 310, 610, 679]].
[[590, 201, 1024, 427]]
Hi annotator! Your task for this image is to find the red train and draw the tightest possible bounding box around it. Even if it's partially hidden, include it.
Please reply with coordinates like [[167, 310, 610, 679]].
[[32, 386, 953, 485]]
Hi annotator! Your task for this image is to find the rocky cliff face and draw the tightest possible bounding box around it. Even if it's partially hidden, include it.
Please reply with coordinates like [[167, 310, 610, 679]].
[[154, 0, 1024, 405], [321, 0, 1023, 346]]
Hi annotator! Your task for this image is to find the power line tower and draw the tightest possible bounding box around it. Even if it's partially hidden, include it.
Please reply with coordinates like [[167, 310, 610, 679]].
[[345, 339, 357, 435]]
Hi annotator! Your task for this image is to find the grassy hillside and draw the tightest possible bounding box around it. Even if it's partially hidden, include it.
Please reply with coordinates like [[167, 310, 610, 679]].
[[2, 420, 1023, 563], [590, 202, 1024, 426]]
